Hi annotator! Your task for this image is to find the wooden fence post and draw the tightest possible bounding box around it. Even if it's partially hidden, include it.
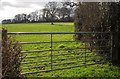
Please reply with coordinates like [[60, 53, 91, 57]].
[[2, 29, 7, 47]]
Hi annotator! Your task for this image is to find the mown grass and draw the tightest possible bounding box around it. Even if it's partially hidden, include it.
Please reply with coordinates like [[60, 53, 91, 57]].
[[2, 22, 74, 32], [2, 22, 120, 77]]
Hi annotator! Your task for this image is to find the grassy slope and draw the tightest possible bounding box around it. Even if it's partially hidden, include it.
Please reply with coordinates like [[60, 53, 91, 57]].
[[2, 22, 120, 77]]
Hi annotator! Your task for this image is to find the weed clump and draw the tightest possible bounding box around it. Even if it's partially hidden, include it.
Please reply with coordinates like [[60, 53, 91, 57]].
[[58, 44, 65, 48]]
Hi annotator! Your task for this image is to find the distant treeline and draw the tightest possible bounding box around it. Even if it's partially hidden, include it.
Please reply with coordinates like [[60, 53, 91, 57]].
[[2, 1, 76, 24]]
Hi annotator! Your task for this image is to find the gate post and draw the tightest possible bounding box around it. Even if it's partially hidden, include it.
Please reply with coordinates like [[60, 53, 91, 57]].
[[2, 28, 7, 47], [111, 3, 120, 66], [111, 29, 120, 66]]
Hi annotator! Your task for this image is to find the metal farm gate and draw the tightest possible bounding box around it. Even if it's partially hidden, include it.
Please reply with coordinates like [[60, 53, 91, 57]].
[[7, 32, 112, 75]]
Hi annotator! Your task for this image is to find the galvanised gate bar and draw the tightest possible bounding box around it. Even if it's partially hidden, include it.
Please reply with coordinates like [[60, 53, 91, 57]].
[[8, 32, 112, 75]]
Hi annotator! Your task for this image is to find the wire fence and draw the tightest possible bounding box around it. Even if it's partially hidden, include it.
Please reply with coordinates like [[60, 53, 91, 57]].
[[8, 32, 112, 75]]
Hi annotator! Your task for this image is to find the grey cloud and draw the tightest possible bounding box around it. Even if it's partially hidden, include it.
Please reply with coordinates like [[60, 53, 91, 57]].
[[0, 0, 62, 10], [15, 0, 62, 2], [1, 2, 46, 10], [1, 2, 31, 10], [2, 2, 30, 8]]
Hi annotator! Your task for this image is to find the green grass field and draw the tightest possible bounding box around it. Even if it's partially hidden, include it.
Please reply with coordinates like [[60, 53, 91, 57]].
[[2, 22, 120, 77], [3, 22, 74, 32]]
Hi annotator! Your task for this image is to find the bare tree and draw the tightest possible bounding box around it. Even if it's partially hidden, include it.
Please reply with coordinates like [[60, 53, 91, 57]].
[[56, 1, 74, 22], [28, 11, 39, 22], [21, 13, 27, 23], [42, 8, 50, 21], [14, 14, 21, 23], [44, 1, 59, 25], [14, 13, 27, 23], [37, 10, 43, 22]]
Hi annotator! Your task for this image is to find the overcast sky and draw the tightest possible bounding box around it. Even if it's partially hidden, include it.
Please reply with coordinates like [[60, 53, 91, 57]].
[[0, 0, 64, 22], [0, 0, 119, 22]]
